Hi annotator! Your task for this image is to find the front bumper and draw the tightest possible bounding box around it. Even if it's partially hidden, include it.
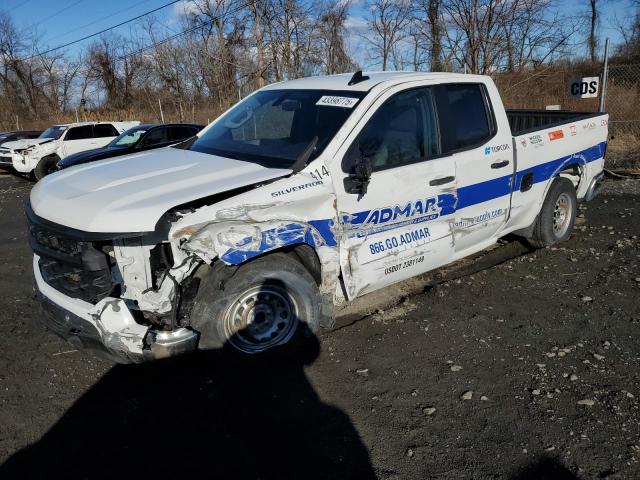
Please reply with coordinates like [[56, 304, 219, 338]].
[[34, 255, 198, 363], [0, 151, 29, 172]]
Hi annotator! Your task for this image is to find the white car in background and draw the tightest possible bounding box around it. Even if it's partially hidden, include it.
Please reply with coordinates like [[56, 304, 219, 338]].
[[0, 121, 140, 180]]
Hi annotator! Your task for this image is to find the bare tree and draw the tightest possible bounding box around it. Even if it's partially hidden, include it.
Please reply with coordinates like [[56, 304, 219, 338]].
[[362, 0, 412, 71], [317, 1, 357, 74]]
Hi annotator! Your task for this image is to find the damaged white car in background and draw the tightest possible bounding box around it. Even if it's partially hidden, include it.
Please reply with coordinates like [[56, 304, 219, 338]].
[[2, 121, 139, 180], [26, 71, 608, 362]]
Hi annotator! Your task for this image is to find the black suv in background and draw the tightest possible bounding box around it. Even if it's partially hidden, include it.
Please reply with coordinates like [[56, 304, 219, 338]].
[[57, 123, 203, 170]]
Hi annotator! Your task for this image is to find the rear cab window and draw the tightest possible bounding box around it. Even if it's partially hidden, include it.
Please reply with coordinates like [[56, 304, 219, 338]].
[[433, 83, 497, 153]]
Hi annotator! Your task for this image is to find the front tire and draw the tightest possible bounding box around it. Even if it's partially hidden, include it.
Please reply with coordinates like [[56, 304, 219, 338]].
[[528, 177, 577, 248], [190, 252, 321, 356], [34, 155, 60, 181]]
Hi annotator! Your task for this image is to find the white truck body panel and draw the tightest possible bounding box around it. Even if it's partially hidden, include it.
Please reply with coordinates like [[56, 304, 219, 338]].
[[27, 72, 608, 361]]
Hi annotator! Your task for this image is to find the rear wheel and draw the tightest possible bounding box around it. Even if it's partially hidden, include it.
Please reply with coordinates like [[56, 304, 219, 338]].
[[190, 252, 321, 356], [528, 177, 577, 248], [34, 155, 59, 181]]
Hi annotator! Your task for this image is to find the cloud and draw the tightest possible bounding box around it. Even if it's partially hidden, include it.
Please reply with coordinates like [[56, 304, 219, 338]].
[[173, 0, 202, 17], [344, 14, 368, 32]]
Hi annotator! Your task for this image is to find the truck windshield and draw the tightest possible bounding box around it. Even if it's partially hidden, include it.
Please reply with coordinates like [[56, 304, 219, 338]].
[[189, 89, 366, 169], [39, 126, 67, 140]]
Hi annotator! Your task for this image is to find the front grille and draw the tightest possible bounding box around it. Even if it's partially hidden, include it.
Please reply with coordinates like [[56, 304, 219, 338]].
[[27, 211, 114, 304]]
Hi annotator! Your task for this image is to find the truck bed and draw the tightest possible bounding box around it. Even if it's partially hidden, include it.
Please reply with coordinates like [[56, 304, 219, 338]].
[[507, 109, 604, 136]]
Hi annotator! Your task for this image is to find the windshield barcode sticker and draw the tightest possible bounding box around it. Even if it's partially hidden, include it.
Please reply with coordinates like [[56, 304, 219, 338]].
[[316, 96, 359, 108]]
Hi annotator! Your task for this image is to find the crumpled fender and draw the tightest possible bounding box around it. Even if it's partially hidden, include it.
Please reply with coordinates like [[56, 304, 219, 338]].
[[168, 169, 342, 321], [169, 170, 339, 266]]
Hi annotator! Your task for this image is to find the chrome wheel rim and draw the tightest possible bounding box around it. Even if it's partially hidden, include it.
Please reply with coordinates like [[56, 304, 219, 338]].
[[553, 192, 572, 237], [222, 285, 298, 354]]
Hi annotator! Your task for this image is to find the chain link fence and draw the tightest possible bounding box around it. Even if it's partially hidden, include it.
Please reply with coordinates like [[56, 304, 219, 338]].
[[605, 64, 640, 136], [603, 63, 640, 169], [605, 64, 640, 170]]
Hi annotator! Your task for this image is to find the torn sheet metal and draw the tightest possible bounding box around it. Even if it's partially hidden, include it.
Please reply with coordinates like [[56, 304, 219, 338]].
[[170, 171, 340, 266], [113, 239, 200, 314]]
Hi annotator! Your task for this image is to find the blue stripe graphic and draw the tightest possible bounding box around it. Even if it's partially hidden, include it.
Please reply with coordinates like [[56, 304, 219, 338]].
[[458, 141, 605, 209], [220, 141, 605, 265]]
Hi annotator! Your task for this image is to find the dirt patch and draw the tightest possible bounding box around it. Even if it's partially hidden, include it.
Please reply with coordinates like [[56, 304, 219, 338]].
[[0, 174, 639, 479]]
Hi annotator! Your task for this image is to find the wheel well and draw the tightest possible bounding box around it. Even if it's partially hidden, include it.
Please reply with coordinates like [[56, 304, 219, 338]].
[[289, 244, 322, 286], [209, 242, 323, 287], [558, 162, 582, 190]]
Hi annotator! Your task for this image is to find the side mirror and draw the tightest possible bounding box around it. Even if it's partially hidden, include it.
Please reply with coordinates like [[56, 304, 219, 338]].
[[343, 154, 372, 196]]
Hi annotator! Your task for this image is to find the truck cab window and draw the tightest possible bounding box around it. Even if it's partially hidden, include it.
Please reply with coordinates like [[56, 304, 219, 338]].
[[346, 88, 439, 172], [436, 84, 493, 152]]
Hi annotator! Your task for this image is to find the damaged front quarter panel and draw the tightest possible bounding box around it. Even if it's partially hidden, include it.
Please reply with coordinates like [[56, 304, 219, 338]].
[[167, 171, 343, 322], [169, 172, 339, 264]]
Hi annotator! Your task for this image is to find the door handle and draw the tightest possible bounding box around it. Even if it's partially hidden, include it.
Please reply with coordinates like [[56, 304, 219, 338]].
[[429, 176, 455, 186], [491, 160, 510, 169]]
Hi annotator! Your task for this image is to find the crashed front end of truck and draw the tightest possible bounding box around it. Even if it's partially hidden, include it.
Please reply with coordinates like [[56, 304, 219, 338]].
[[27, 172, 340, 363], [27, 85, 372, 362]]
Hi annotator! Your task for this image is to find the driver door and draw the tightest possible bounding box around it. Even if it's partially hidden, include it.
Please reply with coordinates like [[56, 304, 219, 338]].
[[333, 86, 457, 299]]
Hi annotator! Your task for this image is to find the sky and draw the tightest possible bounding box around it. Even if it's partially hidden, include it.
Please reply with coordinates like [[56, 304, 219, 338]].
[[1, 0, 632, 68]]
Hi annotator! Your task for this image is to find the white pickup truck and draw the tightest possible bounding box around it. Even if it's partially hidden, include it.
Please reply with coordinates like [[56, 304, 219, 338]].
[[1, 121, 139, 179], [27, 72, 608, 362]]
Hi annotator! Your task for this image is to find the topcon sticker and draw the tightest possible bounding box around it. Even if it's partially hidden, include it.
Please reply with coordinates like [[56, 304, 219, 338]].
[[316, 96, 359, 108]]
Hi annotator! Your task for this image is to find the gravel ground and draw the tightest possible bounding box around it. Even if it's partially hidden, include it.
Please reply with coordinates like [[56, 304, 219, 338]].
[[0, 173, 639, 479]]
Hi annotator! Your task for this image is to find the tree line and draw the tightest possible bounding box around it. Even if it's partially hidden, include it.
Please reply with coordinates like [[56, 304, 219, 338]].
[[0, 0, 638, 129]]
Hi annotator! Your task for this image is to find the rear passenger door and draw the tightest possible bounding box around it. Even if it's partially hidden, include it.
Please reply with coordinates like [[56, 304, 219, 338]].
[[92, 123, 120, 148], [433, 83, 513, 256], [62, 125, 94, 156], [334, 86, 457, 299]]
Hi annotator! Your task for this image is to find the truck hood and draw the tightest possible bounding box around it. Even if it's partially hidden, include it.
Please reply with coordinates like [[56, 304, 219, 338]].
[[30, 148, 292, 233], [3, 138, 54, 151]]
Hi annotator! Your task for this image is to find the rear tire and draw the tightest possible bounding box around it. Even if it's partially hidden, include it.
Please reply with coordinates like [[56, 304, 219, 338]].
[[34, 155, 59, 181], [528, 177, 577, 248], [190, 252, 321, 357]]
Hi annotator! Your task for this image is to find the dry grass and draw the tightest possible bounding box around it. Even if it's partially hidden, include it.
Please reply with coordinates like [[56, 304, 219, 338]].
[[606, 132, 640, 170]]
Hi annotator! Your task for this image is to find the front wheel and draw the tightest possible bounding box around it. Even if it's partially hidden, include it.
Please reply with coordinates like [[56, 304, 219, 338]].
[[528, 177, 577, 248], [34, 155, 60, 181], [190, 252, 321, 356]]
